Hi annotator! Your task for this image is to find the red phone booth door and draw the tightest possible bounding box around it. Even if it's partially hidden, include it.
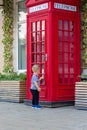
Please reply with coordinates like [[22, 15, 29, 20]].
[[55, 14, 80, 101], [28, 16, 48, 101]]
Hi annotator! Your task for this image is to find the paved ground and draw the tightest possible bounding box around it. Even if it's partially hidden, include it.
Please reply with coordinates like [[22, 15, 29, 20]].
[[0, 102, 87, 130]]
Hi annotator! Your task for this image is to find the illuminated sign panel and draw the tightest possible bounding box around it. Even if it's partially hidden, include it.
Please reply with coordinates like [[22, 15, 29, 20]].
[[29, 3, 48, 13], [54, 3, 77, 12]]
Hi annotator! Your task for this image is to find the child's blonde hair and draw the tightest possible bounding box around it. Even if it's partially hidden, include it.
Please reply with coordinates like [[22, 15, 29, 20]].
[[32, 64, 40, 73]]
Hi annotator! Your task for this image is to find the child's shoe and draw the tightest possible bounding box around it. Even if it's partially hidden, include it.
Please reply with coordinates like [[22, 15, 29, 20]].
[[32, 105, 36, 108], [35, 105, 42, 109]]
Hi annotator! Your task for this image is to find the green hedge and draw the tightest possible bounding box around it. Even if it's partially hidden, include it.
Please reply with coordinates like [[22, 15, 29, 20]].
[[0, 73, 26, 81]]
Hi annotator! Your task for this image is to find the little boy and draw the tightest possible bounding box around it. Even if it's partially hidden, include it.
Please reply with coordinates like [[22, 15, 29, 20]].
[[30, 64, 43, 109]]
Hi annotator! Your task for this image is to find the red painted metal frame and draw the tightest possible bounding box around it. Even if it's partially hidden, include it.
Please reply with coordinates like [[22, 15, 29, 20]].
[[53, 12, 81, 101], [26, 0, 81, 103]]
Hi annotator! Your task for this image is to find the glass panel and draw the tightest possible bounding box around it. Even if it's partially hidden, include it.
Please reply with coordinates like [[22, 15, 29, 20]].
[[64, 75, 68, 83], [64, 42, 68, 52], [64, 31, 68, 41], [70, 67, 74, 74], [32, 44, 36, 52], [58, 31, 62, 41], [64, 20, 68, 30], [42, 64, 45, 74], [37, 55, 41, 62], [18, 23, 26, 69], [37, 32, 40, 42], [58, 42, 62, 51], [70, 53, 74, 61], [41, 64, 45, 85], [42, 54, 45, 62], [32, 33, 36, 42], [64, 64, 68, 73], [70, 32, 74, 42], [59, 75, 63, 83], [18, 1, 27, 21], [37, 21, 40, 31], [42, 20, 45, 30], [42, 31, 45, 41], [70, 42, 74, 52], [64, 53, 68, 62], [70, 21, 74, 31], [42, 43, 45, 52], [58, 54, 63, 62], [58, 64, 63, 74], [70, 75, 74, 83], [69, 63, 74, 74], [31, 20, 46, 85], [58, 20, 62, 30], [32, 54, 36, 62], [37, 44, 41, 52], [32, 22, 36, 32], [58, 20, 75, 84]]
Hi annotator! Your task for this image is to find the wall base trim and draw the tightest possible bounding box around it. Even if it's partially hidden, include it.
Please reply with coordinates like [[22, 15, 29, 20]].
[[24, 100, 74, 108]]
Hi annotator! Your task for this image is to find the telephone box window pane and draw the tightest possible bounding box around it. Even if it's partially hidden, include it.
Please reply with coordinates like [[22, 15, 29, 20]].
[[70, 67, 74, 74], [58, 31, 62, 41], [70, 21, 74, 31], [37, 55, 41, 62], [32, 54, 36, 62], [42, 55, 45, 62], [64, 32, 68, 41], [64, 75, 68, 83], [58, 54, 63, 62], [42, 44, 45, 52], [32, 33, 36, 42], [41, 64, 45, 85], [70, 53, 74, 61], [70, 42, 74, 52], [59, 42, 62, 51], [59, 75, 63, 83], [58, 64, 63, 74], [70, 75, 74, 83], [42, 31, 45, 41], [58, 20, 62, 30], [64, 20, 68, 30], [64, 42, 68, 52], [42, 20, 45, 30], [70, 32, 74, 42], [37, 21, 40, 31], [64, 64, 68, 74], [32, 44, 36, 52], [31, 20, 46, 85], [32, 22, 36, 32], [41, 64, 45, 77], [37, 44, 41, 52], [58, 19, 75, 84], [64, 53, 68, 62], [42, 64, 45, 74], [37, 32, 40, 42]]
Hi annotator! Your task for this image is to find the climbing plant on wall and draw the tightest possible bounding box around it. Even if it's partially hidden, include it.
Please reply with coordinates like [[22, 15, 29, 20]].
[[2, 0, 14, 73], [1, 0, 87, 73], [81, 0, 87, 69]]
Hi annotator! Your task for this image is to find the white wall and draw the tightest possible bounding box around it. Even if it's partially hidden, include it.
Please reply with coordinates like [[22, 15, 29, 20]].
[[13, 0, 18, 72], [0, 9, 4, 73]]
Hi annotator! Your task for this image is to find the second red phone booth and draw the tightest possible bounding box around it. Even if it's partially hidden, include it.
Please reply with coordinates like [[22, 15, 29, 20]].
[[25, 0, 81, 107]]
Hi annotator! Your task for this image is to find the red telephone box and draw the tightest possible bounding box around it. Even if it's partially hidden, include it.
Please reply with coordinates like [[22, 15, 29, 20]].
[[25, 0, 81, 107]]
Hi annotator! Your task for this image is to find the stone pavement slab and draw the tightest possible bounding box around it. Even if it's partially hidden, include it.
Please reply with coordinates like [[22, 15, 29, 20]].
[[0, 102, 87, 130]]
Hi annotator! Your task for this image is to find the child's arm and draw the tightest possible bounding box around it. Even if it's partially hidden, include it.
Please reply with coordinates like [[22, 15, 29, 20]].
[[39, 76, 44, 81], [34, 81, 41, 92]]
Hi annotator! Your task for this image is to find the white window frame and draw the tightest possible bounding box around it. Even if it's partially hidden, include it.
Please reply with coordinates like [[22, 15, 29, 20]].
[[13, 0, 26, 73]]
